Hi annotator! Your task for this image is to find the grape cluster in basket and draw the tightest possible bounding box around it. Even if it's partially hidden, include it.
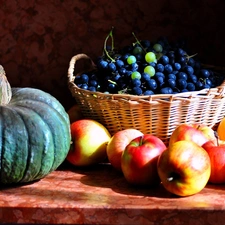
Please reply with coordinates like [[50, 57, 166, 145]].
[[74, 29, 223, 95]]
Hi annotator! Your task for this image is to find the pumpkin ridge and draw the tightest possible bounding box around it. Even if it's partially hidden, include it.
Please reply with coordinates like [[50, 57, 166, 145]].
[[11, 105, 55, 183], [0, 106, 28, 184], [11, 88, 69, 122], [11, 99, 71, 173]]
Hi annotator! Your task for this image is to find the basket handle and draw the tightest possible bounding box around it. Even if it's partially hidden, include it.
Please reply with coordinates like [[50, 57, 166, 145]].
[[67, 54, 96, 83]]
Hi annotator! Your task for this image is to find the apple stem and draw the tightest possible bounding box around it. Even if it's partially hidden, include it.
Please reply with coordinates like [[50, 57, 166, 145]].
[[214, 131, 219, 146], [139, 135, 144, 145]]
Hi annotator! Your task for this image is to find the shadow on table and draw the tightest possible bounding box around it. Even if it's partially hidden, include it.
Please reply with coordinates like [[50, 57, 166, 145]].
[[62, 162, 176, 199]]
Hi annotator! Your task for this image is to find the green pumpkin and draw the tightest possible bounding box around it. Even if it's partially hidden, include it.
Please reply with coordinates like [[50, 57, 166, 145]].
[[0, 66, 71, 184]]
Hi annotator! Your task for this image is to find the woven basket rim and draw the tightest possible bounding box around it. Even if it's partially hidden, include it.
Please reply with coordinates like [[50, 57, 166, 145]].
[[67, 53, 225, 101]]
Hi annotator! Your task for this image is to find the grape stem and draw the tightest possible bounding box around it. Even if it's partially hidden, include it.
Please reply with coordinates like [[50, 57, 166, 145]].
[[132, 32, 147, 53], [104, 27, 115, 62], [108, 79, 117, 85], [186, 53, 198, 61]]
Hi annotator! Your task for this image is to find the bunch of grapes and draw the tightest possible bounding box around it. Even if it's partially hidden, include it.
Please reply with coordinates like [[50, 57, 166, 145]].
[[74, 28, 224, 96]]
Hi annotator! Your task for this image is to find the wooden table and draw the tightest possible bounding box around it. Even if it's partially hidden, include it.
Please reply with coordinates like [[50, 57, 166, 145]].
[[0, 162, 225, 224]]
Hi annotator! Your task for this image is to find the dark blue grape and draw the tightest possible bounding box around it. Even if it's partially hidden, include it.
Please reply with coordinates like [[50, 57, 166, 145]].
[[119, 67, 127, 75], [187, 82, 195, 91], [164, 64, 173, 74], [116, 59, 124, 68], [168, 73, 176, 80], [80, 74, 89, 83], [156, 76, 164, 86], [146, 79, 157, 90], [177, 56, 187, 66], [107, 83, 117, 93], [160, 87, 173, 94], [124, 70, 132, 77], [175, 48, 186, 57], [121, 53, 130, 62], [149, 62, 156, 67], [113, 74, 121, 82], [205, 78, 212, 87], [177, 79, 187, 89], [81, 84, 89, 90], [155, 72, 165, 79], [188, 74, 198, 84], [98, 60, 108, 70], [173, 62, 181, 71], [159, 55, 169, 65], [108, 62, 117, 72], [132, 78, 142, 87], [132, 87, 143, 95], [130, 62, 139, 71], [88, 86, 96, 92], [156, 63, 164, 72], [178, 72, 188, 80], [187, 58, 195, 67], [196, 81, 204, 90], [200, 69, 210, 78], [167, 79, 176, 88], [141, 72, 151, 81], [183, 65, 194, 75], [89, 79, 98, 87], [143, 90, 154, 95]]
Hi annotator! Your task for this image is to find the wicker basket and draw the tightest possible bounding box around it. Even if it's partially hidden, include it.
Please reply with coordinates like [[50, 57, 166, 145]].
[[68, 53, 225, 145]]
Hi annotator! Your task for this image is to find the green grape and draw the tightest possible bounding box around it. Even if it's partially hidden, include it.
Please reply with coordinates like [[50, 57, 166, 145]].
[[133, 46, 143, 55], [145, 52, 157, 63], [153, 43, 163, 53], [131, 71, 141, 80], [144, 66, 155, 77], [127, 55, 137, 65]]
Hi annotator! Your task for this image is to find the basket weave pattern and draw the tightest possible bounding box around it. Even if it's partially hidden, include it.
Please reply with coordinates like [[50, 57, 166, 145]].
[[68, 54, 225, 145]]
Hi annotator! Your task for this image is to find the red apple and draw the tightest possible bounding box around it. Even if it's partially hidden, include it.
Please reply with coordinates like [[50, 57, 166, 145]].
[[121, 134, 167, 186], [169, 123, 215, 147], [106, 129, 143, 171], [157, 140, 211, 196], [202, 138, 225, 184], [66, 119, 111, 166]]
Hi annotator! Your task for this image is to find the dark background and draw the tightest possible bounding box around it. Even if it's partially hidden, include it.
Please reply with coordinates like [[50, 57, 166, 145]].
[[0, 0, 224, 110]]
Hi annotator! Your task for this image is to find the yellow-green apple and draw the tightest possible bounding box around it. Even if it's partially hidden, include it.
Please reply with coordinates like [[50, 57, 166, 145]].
[[121, 134, 167, 186], [157, 140, 211, 196], [67, 104, 84, 124], [169, 123, 215, 147], [106, 128, 143, 171], [202, 138, 225, 184], [66, 119, 111, 166]]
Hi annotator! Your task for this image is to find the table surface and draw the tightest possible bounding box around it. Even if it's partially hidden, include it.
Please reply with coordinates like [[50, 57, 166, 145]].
[[1, 162, 225, 225]]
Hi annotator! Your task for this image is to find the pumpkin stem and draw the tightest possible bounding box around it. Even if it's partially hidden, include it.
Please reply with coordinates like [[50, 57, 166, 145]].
[[0, 65, 12, 105]]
